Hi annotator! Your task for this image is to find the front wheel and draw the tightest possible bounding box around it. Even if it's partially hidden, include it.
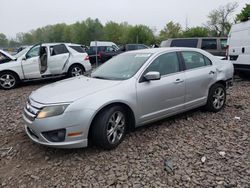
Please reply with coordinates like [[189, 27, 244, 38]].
[[205, 83, 226, 112], [0, 72, 19, 90], [91, 106, 128, 150], [68, 64, 85, 77]]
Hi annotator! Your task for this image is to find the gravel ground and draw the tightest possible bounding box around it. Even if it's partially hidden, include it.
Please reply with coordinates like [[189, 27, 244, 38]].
[[0, 79, 249, 188]]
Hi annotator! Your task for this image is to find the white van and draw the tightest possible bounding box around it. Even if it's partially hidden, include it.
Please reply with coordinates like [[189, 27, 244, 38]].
[[227, 20, 250, 78], [90, 41, 119, 50]]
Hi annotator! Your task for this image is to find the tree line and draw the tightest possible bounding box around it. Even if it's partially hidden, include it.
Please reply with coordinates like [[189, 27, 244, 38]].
[[0, 2, 249, 48]]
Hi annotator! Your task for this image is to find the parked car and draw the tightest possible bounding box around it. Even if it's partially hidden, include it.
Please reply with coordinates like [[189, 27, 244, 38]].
[[23, 48, 233, 149], [227, 19, 250, 79], [87, 41, 119, 64], [96, 44, 149, 63], [0, 43, 91, 89], [160, 37, 227, 57]]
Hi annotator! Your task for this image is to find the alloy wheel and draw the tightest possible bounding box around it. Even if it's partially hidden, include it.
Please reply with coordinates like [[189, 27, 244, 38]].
[[212, 87, 225, 110], [107, 111, 126, 144], [0, 74, 16, 89], [71, 67, 83, 77]]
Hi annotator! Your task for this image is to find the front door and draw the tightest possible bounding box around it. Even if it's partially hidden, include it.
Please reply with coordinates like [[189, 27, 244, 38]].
[[47, 44, 70, 75], [136, 52, 185, 124], [21, 45, 41, 79]]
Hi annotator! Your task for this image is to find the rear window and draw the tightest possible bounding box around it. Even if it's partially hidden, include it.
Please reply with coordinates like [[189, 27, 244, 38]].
[[201, 39, 217, 50], [69, 46, 85, 53], [170, 39, 198, 48]]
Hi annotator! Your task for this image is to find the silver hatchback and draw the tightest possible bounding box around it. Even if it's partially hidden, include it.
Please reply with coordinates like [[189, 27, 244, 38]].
[[23, 48, 234, 149]]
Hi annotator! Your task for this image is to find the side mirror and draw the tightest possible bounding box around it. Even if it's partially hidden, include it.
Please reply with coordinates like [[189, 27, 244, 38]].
[[144, 71, 161, 81], [22, 56, 26, 61]]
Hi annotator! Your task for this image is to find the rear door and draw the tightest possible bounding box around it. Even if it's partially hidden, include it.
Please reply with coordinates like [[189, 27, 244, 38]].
[[48, 44, 70, 74], [181, 51, 216, 109], [21, 44, 41, 79], [136, 52, 185, 123]]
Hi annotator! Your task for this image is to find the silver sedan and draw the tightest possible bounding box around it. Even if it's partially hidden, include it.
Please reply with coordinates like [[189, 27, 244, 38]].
[[23, 48, 234, 149]]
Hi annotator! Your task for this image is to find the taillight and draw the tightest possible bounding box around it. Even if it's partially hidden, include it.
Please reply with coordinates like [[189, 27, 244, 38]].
[[98, 52, 102, 59], [84, 55, 89, 61]]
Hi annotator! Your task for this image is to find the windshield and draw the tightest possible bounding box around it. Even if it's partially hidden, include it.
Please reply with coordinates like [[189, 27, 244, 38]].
[[91, 53, 152, 80], [14, 47, 30, 58]]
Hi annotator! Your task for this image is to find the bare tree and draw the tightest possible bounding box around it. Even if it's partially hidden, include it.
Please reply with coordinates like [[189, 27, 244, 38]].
[[206, 2, 238, 36]]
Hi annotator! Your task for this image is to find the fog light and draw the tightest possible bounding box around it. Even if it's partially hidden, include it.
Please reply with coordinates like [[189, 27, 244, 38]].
[[42, 129, 66, 142]]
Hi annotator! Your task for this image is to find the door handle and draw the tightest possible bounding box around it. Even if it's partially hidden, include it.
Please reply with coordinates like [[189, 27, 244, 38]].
[[209, 71, 215, 75], [174, 78, 184, 84]]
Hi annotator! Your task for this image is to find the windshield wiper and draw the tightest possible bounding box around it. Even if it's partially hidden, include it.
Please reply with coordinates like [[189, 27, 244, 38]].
[[92, 76, 109, 80]]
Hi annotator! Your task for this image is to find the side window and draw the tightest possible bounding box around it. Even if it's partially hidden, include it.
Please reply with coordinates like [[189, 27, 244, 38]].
[[50, 44, 68, 56], [220, 39, 227, 49], [182, 51, 208, 70], [201, 39, 217, 50], [69, 46, 85, 53], [137, 45, 147, 50], [146, 52, 180, 76], [127, 45, 136, 51], [26, 45, 40, 59], [171, 39, 198, 48], [204, 56, 212, 65], [106, 46, 115, 52]]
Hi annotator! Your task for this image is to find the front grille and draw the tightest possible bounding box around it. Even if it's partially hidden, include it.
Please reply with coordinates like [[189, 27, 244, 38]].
[[24, 99, 42, 121], [229, 55, 238, 61]]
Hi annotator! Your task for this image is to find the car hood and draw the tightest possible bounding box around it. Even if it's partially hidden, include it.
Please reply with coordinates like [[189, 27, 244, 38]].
[[0, 49, 16, 61], [30, 76, 122, 104]]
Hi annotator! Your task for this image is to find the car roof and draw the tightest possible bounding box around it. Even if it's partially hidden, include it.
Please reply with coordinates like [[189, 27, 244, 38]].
[[41, 43, 81, 46], [125, 47, 204, 55]]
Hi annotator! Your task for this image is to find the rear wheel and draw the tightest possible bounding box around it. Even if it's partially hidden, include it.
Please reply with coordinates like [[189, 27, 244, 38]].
[[91, 106, 127, 150], [68, 64, 85, 77], [205, 83, 226, 112], [0, 72, 19, 90]]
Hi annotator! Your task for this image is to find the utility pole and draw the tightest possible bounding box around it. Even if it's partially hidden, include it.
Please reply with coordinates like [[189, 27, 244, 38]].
[[185, 14, 188, 31], [95, 40, 98, 68]]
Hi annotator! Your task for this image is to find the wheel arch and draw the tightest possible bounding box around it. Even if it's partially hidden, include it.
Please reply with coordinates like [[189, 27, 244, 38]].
[[67, 63, 86, 73], [0, 70, 21, 81], [212, 80, 226, 88], [88, 102, 136, 140]]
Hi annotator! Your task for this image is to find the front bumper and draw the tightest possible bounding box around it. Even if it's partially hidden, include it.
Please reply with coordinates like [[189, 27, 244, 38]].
[[24, 124, 88, 148], [23, 101, 95, 149]]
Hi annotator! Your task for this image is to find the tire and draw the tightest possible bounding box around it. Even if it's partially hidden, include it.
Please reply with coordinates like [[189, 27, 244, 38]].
[[68, 64, 85, 77], [205, 83, 226, 112], [91, 106, 128, 150], [0, 72, 19, 90]]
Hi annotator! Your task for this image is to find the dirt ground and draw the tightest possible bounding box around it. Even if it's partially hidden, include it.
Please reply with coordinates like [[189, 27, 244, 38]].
[[0, 78, 249, 188]]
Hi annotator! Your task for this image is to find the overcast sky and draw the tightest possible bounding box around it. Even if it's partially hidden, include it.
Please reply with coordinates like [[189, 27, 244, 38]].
[[1, 0, 248, 38]]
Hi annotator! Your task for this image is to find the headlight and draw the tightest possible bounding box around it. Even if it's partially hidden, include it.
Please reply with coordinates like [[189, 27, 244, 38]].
[[37, 104, 69, 119]]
